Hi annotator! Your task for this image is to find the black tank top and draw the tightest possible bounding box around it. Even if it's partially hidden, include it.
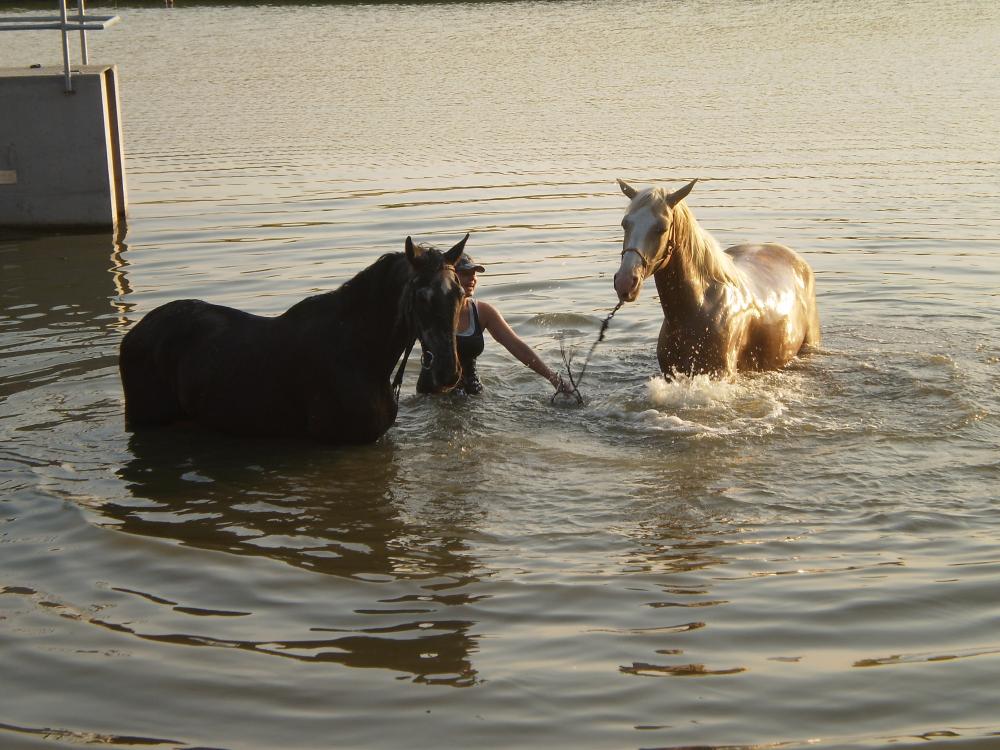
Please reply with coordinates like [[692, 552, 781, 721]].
[[457, 300, 485, 393], [416, 300, 485, 394], [457, 300, 485, 364]]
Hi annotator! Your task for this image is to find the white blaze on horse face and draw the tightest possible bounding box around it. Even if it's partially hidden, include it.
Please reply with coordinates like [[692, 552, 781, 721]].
[[439, 274, 456, 297], [615, 196, 667, 303]]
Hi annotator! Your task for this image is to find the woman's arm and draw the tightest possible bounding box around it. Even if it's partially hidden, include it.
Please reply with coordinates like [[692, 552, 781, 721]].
[[477, 301, 564, 388]]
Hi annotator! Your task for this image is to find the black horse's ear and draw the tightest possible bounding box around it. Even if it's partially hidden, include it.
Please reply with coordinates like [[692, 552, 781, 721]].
[[444, 233, 470, 265], [405, 236, 423, 265], [667, 179, 698, 207], [617, 178, 637, 200]]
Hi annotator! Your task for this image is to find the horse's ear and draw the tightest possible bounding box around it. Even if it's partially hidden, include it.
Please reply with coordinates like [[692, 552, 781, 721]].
[[405, 236, 424, 265], [617, 178, 637, 200], [667, 179, 698, 207], [444, 233, 470, 265]]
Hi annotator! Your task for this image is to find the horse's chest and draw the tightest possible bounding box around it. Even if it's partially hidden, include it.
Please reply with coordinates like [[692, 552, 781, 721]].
[[657, 289, 751, 374], [658, 321, 727, 375]]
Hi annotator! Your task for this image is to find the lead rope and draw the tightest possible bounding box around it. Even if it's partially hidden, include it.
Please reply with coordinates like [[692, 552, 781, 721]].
[[552, 300, 624, 405], [392, 338, 416, 404]]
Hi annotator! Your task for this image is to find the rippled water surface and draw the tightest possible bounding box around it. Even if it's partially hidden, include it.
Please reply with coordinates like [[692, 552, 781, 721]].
[[2, 2, 999, 748]]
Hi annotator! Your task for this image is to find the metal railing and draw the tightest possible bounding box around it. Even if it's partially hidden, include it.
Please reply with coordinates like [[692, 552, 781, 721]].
[[0, 0, 121, 93]]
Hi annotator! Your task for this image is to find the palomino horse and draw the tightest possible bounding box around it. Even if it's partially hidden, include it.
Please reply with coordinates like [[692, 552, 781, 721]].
[[613, 180, 819, 377], [119, 235, 468, 443]]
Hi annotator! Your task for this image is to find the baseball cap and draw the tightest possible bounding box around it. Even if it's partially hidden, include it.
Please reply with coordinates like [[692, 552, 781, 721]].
[[455, 254, 485, 273]]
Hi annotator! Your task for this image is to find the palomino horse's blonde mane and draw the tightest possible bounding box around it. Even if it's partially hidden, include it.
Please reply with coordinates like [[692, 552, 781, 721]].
[[648, 189, 737, 289]]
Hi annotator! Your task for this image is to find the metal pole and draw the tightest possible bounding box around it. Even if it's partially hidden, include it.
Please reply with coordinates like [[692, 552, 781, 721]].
[[59, 0, 73, 92], [77, 0, 89, 65]]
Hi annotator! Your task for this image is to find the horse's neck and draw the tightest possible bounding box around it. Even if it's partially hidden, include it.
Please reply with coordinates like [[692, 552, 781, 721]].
[[287, 254, 413, 376], [367, 282, 413, 376], [655, 204, 741, 315]]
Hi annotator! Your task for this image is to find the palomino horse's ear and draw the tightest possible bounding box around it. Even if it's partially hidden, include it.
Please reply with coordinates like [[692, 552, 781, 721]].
[[667, 179, 698, 207], [405, 236, 424, 265], [617, 178, 637, 200], [444, 233, 470, 265]]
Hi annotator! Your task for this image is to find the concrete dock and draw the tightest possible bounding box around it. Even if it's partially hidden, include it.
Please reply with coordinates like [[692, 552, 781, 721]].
[[0, 64, 127, 229]]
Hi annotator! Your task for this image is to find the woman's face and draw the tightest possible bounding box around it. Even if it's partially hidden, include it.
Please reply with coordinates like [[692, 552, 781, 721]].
[[457, 269, 478, 298]]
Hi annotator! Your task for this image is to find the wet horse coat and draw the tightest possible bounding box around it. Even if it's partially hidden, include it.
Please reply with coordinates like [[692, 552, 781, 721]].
[[613, 180, 819, 377], [119, 236, 467, 443]]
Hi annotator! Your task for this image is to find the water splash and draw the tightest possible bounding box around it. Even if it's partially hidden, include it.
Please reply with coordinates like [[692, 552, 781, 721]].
[[646, 372, 744, 409], [586, 371, 810, 437]]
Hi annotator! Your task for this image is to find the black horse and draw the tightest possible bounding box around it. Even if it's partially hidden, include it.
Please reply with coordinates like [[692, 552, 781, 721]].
[[119, 235, 468, 443]]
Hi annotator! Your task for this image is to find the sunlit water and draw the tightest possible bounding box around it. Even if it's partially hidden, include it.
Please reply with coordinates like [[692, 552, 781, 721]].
[[2, 2, 999, 748]]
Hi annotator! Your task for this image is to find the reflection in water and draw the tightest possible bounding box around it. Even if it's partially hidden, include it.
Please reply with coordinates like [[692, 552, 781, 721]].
[[0, 227, 129, 319], [88, 607, 479, 688], [108, 430, 482, 685], [618, 519, 735, 678], [0, 228, 129, 400], [613, 440, 751, 679], [0, 720, 179, 748], [113, 431, 479, 581]]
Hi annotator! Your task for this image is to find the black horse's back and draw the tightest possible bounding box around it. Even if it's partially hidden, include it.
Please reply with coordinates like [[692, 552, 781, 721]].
[[120, 299, 264, 430]]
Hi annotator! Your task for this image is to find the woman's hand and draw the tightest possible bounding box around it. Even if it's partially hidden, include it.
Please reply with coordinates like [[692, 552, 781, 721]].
[[479, 301, 578, 397], [550, 373, 576, 396]]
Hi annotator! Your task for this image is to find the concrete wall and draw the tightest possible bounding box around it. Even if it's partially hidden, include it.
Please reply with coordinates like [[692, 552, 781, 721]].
[[0, 65, 127, 229]]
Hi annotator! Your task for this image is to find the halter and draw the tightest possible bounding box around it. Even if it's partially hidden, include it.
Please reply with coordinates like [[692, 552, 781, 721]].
[[621, 238, 674, 274], [390, 270, 452, 402], [620, 247, 649, 270], [391, 280, 424, 404], [392, 338, 416, 404]]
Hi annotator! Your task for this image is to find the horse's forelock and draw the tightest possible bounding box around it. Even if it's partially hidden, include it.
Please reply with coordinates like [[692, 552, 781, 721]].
[[410, 244, 447, 274], [649, 188, 672, 211], [627, 187, 669, 215], [397, 246, 458, 330]]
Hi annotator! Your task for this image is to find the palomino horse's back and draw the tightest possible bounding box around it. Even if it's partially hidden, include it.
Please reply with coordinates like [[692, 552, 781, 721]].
[[726, 242, 820, 350]]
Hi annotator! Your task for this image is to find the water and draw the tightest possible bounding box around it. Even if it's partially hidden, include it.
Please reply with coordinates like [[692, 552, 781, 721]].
[[2, 2, 999, 748]]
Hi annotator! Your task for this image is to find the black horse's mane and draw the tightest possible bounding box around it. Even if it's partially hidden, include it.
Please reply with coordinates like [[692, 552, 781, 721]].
[[283, 252, 413, 320]]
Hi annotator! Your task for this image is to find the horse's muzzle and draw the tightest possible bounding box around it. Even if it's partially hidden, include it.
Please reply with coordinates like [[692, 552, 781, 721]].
[[614, 270, 642, 303], [421, 345, 462, 393], [429, 367, 462, 393]]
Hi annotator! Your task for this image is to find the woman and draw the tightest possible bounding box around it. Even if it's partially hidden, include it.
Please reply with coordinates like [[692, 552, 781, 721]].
[[418, 253, 573, 396]]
